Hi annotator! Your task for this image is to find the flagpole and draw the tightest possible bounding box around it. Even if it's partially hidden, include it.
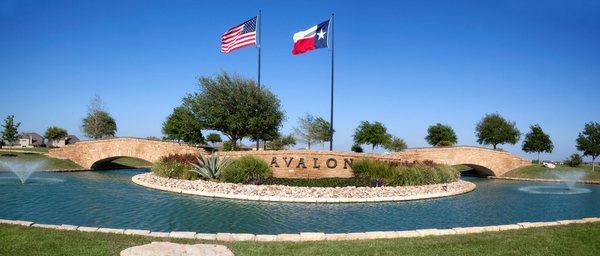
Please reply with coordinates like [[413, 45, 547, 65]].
[[257, 10, 262, 89], [329, 13, 334, 151], [256, 10, 262, 150]]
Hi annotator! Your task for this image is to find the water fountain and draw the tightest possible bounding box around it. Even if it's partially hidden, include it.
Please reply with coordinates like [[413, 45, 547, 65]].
[[519, 170, 591, 195], [0, 159, 47, 184]]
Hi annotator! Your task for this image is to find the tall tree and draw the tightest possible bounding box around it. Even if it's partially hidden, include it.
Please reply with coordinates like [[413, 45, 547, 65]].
[[475, 113, 521, 150], [81, 95, 117, 139], [576, 122, 600, 171], [353, 121, 391, 151], [293, 114, 332, 149], [184, 72, 284, 149], [206, 133, 222, 146], [162, 106, 204, 144], [384, 136, 407, 152], [1, 115, 20, 147], [266, 133, 296, 150], [522, 124, 553, 164], [425, 123, 458, 146], [44, 126, 68, 146]]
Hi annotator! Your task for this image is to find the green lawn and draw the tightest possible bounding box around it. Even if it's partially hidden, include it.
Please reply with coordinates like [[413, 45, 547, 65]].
[[502, 164, 600, 181], [109, 157, 152, 168], [0, 147, 50, 153], [0, 152, 82, 170], [0, 223, 599, 255]]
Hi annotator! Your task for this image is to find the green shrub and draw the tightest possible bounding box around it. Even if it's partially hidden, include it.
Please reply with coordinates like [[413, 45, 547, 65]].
[[565, 153, 583, 167], [151, 160, 199, 180], [221, 141, 239, 151], [351, 159, 459, 186], [220, 156, 271, 184]]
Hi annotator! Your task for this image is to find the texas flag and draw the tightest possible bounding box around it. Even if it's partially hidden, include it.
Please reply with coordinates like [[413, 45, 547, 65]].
[[292, 20, 330, 55]]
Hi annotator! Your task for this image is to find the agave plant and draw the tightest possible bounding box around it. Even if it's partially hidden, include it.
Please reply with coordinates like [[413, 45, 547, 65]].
[[188, 154, 230, 180]]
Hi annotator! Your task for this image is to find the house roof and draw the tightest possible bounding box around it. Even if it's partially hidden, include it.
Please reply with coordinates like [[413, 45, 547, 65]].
[[19, 132, 45, 146]]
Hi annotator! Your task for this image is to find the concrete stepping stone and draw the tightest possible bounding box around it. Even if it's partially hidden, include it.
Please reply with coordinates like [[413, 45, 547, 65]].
[[120, 242, 234, 256]]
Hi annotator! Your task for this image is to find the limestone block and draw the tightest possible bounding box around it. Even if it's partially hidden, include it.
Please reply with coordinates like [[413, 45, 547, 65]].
[[58, 224, 79, 230], [299, 232, 326, 241], [276, 233, 301, 242], [97, 228, 125, 234], [148, 232, 171, 238], [124, 229, 151, 236], [170, 231, 197, 239], [195, 233, 216, 241], [77, 226, 99, 232], [120, 242, 234, 256], [255, 235, 278, 242]]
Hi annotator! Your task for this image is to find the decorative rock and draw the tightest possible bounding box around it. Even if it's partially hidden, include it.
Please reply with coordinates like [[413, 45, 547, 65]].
[[120, 242, 234, 256], [170, 231, 197, 239], [542, 162, 556, 169], [132, 173, 476, 203]]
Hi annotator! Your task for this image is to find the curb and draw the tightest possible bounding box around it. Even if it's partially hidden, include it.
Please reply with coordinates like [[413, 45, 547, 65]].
[[1, 217, 599, 242], [131, 174, 476, 203]]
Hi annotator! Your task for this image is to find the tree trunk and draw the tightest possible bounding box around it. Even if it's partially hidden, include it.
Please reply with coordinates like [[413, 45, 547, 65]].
[[256, 139, 260, 150], [538, 152, 541, 165], [593, 156, 596, 172], [307, 141, 311, 150], [372, 144, 375, 152], [493, 144, 497, 150]]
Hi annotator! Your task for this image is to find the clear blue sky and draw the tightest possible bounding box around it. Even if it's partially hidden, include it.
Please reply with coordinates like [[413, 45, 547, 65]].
[[1, 0, 599, 161]]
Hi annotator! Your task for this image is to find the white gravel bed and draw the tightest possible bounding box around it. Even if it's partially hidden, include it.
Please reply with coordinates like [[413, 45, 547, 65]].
[[133, 173, 475, 203]]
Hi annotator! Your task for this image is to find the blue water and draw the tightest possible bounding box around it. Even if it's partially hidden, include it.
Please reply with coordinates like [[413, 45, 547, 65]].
[[0, 169, 598, 234]]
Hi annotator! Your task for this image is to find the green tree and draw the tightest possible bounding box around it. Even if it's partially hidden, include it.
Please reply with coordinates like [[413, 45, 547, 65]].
[[353, 121, 391, 151], [266, 133, 296, 150], [183, 72, 284, 150], [522, 124, 553, 164], [293, 114, 332, 149], [351, 144, 364, 153], [81, 95, 117, 139], [162, 106, 204, 144], [565, 153, 582, 167], [206, 133, 222, 146], [384, 136, 407, 152], [475, 113, 521, 150], [1, 115, 20, 147], [44, 126, 68, 146], [425, 123, 457, 146], [576, 122, 600, 171]]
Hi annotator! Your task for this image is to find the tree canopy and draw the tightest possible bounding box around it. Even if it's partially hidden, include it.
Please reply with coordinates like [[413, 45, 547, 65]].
[[44, 126, 68, 140], [293, 114, 332, 149], [183, 72, 284, 149], [425, 123, 458, 146], [206, 133, 222, 145], [162, 106, 204, 144], [522, 124, 553, 164], [384, 136, 407, 152], [475, 113, 520, 150], [266, 133, 296, 150], [1, 115, 20, 146], [81, 96, 117, 139], [576, 122, 600, 171], [353, 121, 391, 151]]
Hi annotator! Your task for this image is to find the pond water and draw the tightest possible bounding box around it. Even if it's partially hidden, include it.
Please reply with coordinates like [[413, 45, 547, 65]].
[[0, 169, 598, 234]]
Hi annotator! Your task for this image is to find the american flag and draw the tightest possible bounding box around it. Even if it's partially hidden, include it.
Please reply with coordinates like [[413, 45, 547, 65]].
[[221, 17, 257, 53]]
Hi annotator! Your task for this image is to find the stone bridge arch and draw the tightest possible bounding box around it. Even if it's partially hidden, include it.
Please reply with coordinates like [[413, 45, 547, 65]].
[[391, 146, 530, 176], [48, 138, 204, 169]]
